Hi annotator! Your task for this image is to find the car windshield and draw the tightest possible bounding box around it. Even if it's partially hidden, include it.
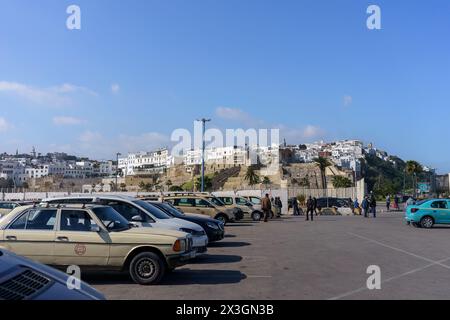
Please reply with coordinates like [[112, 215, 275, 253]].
[[154, 202, 185, 218], [92, 207, 130, 231], [208, 197, 225, 206], [133, 200, 172, 219]]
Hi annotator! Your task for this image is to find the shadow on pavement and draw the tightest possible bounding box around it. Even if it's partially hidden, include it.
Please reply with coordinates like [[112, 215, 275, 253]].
[[226, 224, 255, 227], [208, 241, 251, 248], [191, 254, 242, 264], [162, 269, 246, 285], [224, 234, 236, 238]]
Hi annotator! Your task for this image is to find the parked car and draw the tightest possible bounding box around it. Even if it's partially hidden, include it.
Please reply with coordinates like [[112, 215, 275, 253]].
[[315, 197, 353, 215], [0, 204, 195, 285], [0, 201, 34, 217], [149, 201, 225, 242], [163, 194, 236, 224], [41, 195, 208, 256], [203, 196, 245, 221], [0, 248, 105, 300], [214, 195, 263, 221], [405, 199, 450, 228]]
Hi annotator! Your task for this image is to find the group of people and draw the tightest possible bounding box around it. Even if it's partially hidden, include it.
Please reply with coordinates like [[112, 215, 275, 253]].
[[385, 195, 400, 211], [354, 193, 378, 218], [291, 196, 318, 221], [261, 194, 283, 222]]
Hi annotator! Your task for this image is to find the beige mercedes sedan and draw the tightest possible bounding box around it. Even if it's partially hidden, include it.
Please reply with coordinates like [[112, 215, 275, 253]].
[[0, 204, 195, 285]]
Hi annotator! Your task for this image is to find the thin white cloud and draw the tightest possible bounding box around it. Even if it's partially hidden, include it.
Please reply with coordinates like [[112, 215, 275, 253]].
[[111, 83, 120, 94], [0, 81, 98, 106], [0, 117, 13, 132], [78, 130, 103, 144], [53, 116, 86, 126], [278, 124, 326, 143], [344, 95, 353, 107], [215, 107, 264, 127]]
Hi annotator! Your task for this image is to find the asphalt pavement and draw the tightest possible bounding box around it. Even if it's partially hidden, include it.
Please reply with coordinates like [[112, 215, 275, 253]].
[[84, 209, 450, 300]]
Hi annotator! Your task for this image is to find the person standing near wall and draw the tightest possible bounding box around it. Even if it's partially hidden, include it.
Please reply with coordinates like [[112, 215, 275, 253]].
[[262, 193, 272, 223]]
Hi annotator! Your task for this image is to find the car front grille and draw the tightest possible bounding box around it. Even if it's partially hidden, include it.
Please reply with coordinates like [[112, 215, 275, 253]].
[[0, 269, 52, 300], [193, 230, 206, 236], [187, 237, 193, 252]]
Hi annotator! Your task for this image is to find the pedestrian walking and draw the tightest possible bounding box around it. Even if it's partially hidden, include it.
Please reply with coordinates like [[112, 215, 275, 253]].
[[262, 194, 272, 223], [292, 197, 300, 216], [275, 197, 282, 218], [354, 198, 360, 215], [405, 197, 415, 209], [386, 195, 391, 212], [306, 196, 314, 221], [394, 195, 399, 211], [361, 196, 369, 218], [313, 197, 318, 216], [370, 193, 377, 218]]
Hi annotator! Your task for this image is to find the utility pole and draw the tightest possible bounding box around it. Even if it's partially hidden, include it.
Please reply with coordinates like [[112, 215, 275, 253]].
[[116, 152, 122, 192], [196, 118, 211, 192]]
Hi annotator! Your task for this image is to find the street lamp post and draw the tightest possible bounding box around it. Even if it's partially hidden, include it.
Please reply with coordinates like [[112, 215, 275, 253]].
[[116, 152, 121, 192], [196, 118, 211, 192]]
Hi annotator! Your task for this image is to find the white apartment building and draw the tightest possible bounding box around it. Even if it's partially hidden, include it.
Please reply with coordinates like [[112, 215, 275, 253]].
[[25, 165, 49, 179], [118, 149, 170, 176]]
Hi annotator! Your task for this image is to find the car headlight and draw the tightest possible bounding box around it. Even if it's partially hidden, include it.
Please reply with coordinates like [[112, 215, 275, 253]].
[[173, 239, 186, 252], [206, 222, 219, 230], [180, 228, 194, 235]]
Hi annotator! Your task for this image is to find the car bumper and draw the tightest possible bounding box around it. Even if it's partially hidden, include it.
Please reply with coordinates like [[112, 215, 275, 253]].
[[207, 229, 225, 242], [192, 235, 209, 256], [167, 251, 197, 268]]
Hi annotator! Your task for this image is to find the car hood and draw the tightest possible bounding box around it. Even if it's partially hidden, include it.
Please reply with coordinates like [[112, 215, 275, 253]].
[[148, 218, 204, 232], [0, 249, 105, 300]]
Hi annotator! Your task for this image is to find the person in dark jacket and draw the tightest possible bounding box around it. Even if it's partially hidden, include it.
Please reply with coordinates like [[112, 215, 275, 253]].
[[261, 194, 272, 223], [370, 193, 377, 218], [361, 196, 369, 218], [292, 198, 300, 216], [306, 196, 314, 221], [274, 197, 282, 218]]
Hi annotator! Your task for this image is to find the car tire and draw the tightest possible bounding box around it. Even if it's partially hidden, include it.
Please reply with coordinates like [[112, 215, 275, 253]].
[[129, 252, 165, 285], [420, 216, 434, 229], [214, 214, 228, 225], [251, 211, 262, 221]]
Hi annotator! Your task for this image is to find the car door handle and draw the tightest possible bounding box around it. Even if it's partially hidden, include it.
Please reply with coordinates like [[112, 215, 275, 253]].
[[57, 236, 69, 242], [6, 236, 17, 241]]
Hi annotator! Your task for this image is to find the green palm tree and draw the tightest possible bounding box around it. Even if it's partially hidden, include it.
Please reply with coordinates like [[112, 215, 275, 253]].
[[244, 166, 260, 186], [313, 157, 332, 189], [406, 160, 423, 197], [262, 176, 271, 188]]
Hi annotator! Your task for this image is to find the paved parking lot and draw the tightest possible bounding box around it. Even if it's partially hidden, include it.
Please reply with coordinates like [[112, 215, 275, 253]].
[[84, 211, 450, 300]]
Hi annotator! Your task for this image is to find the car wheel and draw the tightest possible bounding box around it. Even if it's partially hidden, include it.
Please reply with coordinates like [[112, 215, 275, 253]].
[[214, 214, 228, 225], [251, 211, 262, 221], [420, 216, 434, 229], [129, 252, 165, 285]]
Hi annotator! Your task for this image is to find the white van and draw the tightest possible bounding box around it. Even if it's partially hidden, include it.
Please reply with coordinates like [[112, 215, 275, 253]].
[[41, 195, 208, 256]]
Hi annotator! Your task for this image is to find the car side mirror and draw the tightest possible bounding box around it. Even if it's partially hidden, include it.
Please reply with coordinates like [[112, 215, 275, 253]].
[[91, 225, 101, 232], [131, 215, 144, 222]]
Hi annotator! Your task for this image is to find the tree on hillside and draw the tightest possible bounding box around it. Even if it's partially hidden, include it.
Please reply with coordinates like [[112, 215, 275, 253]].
[[244, 166, 260, 186], [313, 157, 332, 189], [262, 176, 271, 188], [332, 176, 353, 189], [166, 179, 173, 191], [195, 176, 212, 191], [406, 160, 423, 198]]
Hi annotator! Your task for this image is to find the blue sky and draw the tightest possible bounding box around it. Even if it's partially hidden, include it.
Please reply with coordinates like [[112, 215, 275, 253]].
[[0, 0, 449, 172]]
